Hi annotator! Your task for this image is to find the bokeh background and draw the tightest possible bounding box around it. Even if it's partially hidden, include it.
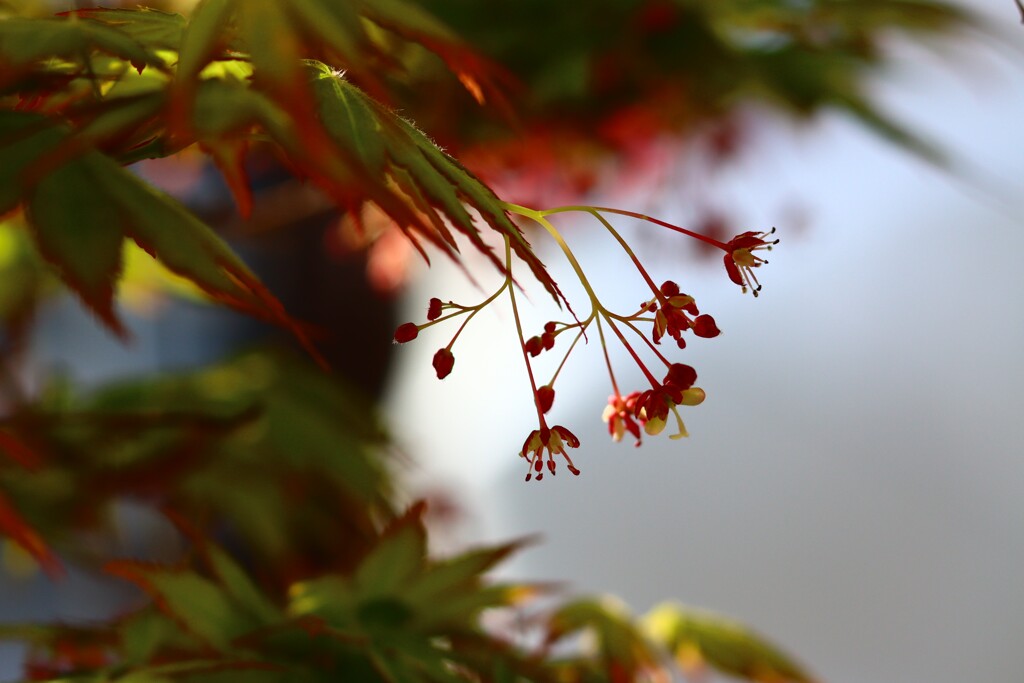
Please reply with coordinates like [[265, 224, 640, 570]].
[[3, 1, 1023, 682], [387, 3, 1024, 682]]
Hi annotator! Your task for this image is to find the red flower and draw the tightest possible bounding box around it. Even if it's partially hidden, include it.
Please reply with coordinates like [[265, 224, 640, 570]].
[[520, 425, 581, 481], [723, 228, 778, 296], [633, 363, 706, 438], [648, 281, 720, 348], [602, 391, 643, 446]]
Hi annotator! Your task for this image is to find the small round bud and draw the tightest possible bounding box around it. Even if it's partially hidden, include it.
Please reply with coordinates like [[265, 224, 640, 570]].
[[660, 280, 680, 297], [432, 348, 455, 379], [427, 298, 443, 321], [394, 323, 419, 343], [525, 336, 543, 357], [538, 385, 555, 413], [693, 314, 720, 338]]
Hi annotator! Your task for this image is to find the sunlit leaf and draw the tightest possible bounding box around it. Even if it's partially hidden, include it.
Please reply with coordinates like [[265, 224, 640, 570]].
[[307, 63, 563, 304], [643, 602, 817, 683], [0, 111, 311, 345], [0, 16, 164, 89], [546, 597, 660, 676], [67, 7, 187, 52]]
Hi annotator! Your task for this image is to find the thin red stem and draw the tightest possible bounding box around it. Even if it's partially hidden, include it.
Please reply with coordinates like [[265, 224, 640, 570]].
[[605, 316, 659, 387]]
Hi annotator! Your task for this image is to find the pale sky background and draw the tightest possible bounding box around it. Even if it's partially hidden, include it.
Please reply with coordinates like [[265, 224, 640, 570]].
[[385, 4, 1024, 683], [2, 3, 1023, 683]]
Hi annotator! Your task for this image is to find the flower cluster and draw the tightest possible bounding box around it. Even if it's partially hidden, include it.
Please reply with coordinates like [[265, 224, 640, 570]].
[[645, 280, 720, 348], [393, 203, 775, 480]]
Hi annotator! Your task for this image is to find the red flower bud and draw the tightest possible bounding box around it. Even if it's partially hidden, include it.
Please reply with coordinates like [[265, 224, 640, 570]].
[[427, 297, 443, 321], [394, 323, 419, 343], [525, 336, 543, 357], [660, 280, 680, 297], [693, 314, 720, 338], [664, 363, 697, 390], [538, 385, 555, 413], [432, 348, 455, 379]]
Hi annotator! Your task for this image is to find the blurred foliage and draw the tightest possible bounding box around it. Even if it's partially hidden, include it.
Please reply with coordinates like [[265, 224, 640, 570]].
[[0, 0, 972, 681]]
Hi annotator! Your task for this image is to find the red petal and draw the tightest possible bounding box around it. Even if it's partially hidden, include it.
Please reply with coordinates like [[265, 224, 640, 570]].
[[693, 314, 721, 338], [724, 253, 744, 286], [552, 425, 580, 448], [664, 363, 697, 389]]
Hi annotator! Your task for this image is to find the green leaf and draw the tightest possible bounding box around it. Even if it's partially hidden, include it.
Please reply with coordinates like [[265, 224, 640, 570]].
[[176, 0, 236, 84], [546, 597, 660, 674], [69, 7, 187, 52], [287, 576, 358, 627], [0, 17, 164, 86], [206, 545, 281, 625], [643, 602, 817, 683], [3, 117, 311, 345], [0, 112, 64, 215], [307, 63, 563, 304], [26, 152, 130, 334], [354, 505, 428, 598], [106, 561, 260, 651], [403, 541, 523, 603], [120, 610, 189, 665], [284, 0, 371, 70]]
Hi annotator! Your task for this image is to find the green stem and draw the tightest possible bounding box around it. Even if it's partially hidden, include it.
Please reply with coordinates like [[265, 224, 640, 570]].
[[583, 208, 661, 297], [503, 203, 602, 307]]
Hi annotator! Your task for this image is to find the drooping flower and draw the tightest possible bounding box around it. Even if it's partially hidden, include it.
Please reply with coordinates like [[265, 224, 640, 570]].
[[633, 363, 706, 438], [602, 391, 643, 446], [723, 228, 778, 296], [646, 281, 720, 348], [520, 425, 581, 481]]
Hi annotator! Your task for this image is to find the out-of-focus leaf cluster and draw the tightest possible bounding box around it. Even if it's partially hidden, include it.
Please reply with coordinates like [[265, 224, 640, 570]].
[[0, 351, 391, 585], [424, 0, 969, 148], [0, 0, 562, 342], [2, 523, 818, 683]]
